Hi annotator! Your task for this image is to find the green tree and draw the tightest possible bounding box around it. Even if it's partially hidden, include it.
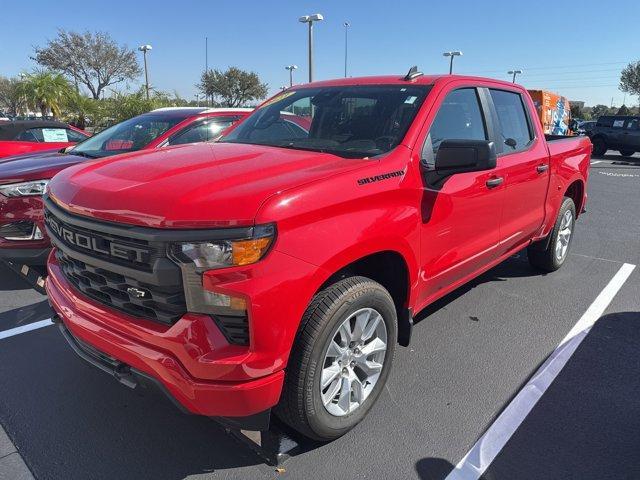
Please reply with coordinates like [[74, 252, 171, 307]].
[[34, 30, 141, 100], [570, 104, 583, 120], [0, 76, 25, 116], [590, 104, 610, 120], [617, 104, 631, 115], [619, 61, 640, 108], [198, 67, 268, 107], [18, 71, 73, 118]]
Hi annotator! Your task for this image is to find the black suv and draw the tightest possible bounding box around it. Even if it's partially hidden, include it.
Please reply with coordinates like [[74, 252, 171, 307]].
[[588, 115, 640, 157]]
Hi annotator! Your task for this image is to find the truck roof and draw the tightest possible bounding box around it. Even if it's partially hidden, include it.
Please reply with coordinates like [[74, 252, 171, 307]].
[[293, 74, 522, 89]]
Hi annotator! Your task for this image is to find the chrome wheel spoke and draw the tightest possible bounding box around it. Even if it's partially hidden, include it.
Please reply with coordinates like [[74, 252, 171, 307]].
[[321, 364, 341, 389], [362, 311, 382, 341], [322, 376, 342, 405], [355, 357, 383, 377], [337, 376, 352, 413], [360, 337, 386, 356], [351, 309, 371, 342], [326, 340, 344, 358]]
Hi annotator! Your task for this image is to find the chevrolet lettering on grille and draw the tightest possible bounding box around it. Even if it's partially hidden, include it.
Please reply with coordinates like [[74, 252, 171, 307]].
[[46, 215, 150, 264]]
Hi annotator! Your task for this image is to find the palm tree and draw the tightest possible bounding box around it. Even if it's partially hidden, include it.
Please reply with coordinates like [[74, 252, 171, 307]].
[[18, 71, 73, 118]]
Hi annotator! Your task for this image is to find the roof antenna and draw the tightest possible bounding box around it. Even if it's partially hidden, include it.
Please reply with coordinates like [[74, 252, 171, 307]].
[[404, 66, 423, 81]]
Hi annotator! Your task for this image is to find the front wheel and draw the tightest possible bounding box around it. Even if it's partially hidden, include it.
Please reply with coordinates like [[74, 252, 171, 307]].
[[527, 197, 576, 272], [619, 149, 635, 157], [275, 276, 397, 441]]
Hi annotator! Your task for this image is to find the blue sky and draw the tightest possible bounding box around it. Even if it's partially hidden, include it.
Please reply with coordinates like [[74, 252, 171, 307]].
[[1, 0, 638, 107]]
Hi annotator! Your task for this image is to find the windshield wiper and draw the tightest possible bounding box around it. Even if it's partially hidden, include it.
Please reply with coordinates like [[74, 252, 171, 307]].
[[71, 151, 98, 159]]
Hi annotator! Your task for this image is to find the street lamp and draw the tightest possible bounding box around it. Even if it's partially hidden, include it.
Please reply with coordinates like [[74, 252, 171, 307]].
[[443, 51, 462, 74], [138, 44, 152, 99], [508, 69, 523, 83], [343, 21, 350, 78], [285, 65, 298, 87], [299, 13, 324, 82]]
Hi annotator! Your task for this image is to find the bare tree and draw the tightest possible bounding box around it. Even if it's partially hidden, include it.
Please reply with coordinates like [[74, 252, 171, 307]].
[[33, 30, 141, 100]]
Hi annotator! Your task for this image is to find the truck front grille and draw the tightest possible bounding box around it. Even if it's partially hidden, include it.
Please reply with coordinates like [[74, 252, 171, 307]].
[[45, 198, 251, 345], [56, 249, 187, 325]]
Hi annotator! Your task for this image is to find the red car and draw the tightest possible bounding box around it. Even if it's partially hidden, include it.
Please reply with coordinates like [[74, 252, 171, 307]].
[[0, 108, 251, 268], [46, 73, 590, 440], [0, 120, 90, 159]]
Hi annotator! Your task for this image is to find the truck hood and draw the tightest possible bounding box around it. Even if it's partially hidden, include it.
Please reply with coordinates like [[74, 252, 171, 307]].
[[48, 142, 370, 228], [0, 151, 85, 184]]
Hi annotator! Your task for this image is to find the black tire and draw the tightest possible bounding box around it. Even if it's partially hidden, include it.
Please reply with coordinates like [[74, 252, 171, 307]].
[[527, 197, 576, 272], [275, 276, 397, 441], [591, 137, 607, 157], [619, 149, 634, 157]]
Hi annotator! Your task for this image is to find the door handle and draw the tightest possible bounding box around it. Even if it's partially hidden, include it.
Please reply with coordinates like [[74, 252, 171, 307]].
[[485, 177, 504, 188], [536, 164, 549, 173]]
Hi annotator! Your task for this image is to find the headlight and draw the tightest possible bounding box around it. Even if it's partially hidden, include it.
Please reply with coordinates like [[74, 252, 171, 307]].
[[169, 224, 276, 271], [0, 180, 49, 197], [169, 224, 276, 317]]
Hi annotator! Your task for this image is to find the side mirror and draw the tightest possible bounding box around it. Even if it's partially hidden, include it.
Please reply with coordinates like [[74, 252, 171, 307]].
[[435, 139, 496, 176]]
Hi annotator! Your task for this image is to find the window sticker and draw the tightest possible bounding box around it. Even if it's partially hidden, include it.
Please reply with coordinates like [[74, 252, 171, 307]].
[[404, 96, 418, 104], [42, 128, 69, 142]]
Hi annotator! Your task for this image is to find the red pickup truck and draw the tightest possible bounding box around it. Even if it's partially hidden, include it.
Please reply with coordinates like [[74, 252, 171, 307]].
[[45, 71, 590, 441]]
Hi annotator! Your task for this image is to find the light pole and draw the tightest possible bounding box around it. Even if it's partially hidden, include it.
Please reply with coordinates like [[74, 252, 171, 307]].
[[443, 51, 462, 74], [343, 21, 350, 78], [285, 65, 298, 87], [299, 13, 324, 82], [138, 44, 152, 99], [195, 94, 200, 107], [508, 69, 523, 83]]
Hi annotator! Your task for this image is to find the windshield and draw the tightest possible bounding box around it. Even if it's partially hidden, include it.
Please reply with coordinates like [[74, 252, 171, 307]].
[[72, 114, 185, 158], [221, 84, 431, 158]]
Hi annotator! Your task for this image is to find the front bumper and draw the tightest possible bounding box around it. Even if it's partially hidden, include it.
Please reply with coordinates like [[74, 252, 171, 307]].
[[46, 255, 285, 418]]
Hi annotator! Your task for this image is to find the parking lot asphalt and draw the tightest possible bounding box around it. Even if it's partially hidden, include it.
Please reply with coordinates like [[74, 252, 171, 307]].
[[0, 151, 638, 480]]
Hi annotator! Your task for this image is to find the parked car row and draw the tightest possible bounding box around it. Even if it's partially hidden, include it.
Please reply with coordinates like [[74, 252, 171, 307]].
[[0, 107, 251, 269], [1, 71, 591, 443]]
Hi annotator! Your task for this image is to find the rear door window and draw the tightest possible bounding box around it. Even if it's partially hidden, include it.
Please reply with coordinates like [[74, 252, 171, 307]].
[[612, 118, 626, 128], [489, 89, 533, 152]]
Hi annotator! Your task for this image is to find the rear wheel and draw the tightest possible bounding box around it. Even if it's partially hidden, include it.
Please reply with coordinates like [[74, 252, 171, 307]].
[[527, 197, 576, 272], [591, 137, 607, 157], [276, 276, 397, 441], [619, 149, 634, 157]]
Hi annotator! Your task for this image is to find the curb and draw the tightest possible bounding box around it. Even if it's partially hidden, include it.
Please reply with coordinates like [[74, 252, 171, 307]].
[[0, 425, 34, 480]]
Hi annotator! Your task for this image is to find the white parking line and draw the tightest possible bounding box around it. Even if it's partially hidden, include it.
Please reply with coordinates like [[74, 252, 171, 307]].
[[0, 319, 53, 340], [445, 262, 636, 480], [590, 160, 602, 165]]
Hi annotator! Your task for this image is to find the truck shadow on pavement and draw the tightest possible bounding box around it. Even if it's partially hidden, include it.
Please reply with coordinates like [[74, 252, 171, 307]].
[[414, 253, 539, 325], [414, 311, 640, 480]]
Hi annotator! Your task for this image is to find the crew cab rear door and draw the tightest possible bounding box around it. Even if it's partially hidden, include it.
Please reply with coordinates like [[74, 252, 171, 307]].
[[416, 86, 506, 304], [485, 88, 550, 254]]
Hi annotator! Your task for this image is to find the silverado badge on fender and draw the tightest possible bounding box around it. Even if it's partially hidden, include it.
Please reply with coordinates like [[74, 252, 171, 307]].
[[357, 170, 405, 185]]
